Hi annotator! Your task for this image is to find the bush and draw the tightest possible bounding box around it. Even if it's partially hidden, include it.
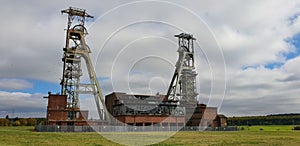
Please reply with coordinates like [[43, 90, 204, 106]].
[[0, 119, 9, 126], [19, 118, 28, 126], [27, 118, 37, 126], [293, 126, 300, 130], [240, 127, 245, 131], [13, 120, 21, 126], [38, 120, 45, 125]]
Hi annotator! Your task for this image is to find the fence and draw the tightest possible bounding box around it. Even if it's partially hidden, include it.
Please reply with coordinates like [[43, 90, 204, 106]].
[[35, 125, 238, 132]]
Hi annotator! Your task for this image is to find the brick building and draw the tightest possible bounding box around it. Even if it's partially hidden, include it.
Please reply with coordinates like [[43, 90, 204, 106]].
[[45, 93, 89, 126], [44, 92, 227, 128], [186, 104, 227, 127], [105, 92, 186, 127], [105, 92, 227, 128]]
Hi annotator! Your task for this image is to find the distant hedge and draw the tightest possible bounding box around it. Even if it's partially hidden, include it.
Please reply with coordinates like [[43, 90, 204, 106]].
[[0, 119, 9, 126], [228, 114, 300, 126], [0, 118, 42, 126]]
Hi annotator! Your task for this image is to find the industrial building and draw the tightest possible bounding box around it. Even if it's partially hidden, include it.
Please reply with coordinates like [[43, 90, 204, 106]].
[[105, 92, 227, 128], [42, 7, 227, 130], [105, 92, 186, 127], [45, 94, 89, 126]]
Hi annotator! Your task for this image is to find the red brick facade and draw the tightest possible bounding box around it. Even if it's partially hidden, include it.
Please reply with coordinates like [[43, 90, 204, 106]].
[[105, 92, 227, 128], [45, 94, 89, 126], [45, 93, 227, 128], [114, 115, 185, 127], [186, 104, 227, 127]]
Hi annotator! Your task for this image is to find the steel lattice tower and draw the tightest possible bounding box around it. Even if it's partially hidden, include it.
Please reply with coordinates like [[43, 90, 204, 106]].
[[167, 33, 198, 102], [60, 7, 108, 120]]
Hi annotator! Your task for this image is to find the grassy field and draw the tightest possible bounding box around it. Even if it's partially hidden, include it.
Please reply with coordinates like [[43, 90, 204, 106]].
[[238, 125, 297, 131], [0, 126, 300, 146]]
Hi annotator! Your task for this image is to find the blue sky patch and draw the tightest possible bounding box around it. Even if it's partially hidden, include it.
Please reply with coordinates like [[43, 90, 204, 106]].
[[98, 77, 110, 81], [289, 13, 300, 25], [264, 62, 284, 70], [8, 77, 110, 95], [242, 65, 259, 70], [284, 33, 300, 60], [22, 80, 60, 94], [263, 33, 300, 70]]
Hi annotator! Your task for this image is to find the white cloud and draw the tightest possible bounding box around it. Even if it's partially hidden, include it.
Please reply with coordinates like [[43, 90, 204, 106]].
[[0, 91, 47, 118], [283, 56, 300, 76], [79, 96, 99, 119], [0, 79, 33, 90], [1, 0, 300, 117]]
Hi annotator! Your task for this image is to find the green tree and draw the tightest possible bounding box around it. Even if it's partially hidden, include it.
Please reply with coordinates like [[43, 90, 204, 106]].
[[19, 118, 28, 126], [0, 119, 9, 126], [27, 118, 37, 126]]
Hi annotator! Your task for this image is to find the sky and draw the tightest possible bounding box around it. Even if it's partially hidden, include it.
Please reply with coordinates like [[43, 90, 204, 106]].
[[0, 0, 300, 118]]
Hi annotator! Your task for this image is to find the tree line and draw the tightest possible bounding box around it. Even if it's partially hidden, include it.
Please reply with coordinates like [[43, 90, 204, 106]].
[[228, 114, 300, 126], [0, 116, 46, 126]]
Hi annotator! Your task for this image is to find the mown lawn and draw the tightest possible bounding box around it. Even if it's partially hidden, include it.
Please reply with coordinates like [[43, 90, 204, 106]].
[[0, 126, 300, 146]]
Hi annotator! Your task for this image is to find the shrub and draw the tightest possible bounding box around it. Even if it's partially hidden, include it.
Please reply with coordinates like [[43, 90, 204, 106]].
[[13, 120, 21, 126], [38, 120, 45, 125], [0, 119, 9, 126], [293, 126, 300, 130], [27, 118, 37, 126], [19, 118, 28, 126]]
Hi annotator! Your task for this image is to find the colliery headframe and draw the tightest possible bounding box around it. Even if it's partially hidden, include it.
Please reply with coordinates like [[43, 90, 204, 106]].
[[40, 7, 227, 132]]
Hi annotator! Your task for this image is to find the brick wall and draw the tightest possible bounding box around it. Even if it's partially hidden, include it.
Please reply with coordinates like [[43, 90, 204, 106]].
[[47, 94, 67, 110]]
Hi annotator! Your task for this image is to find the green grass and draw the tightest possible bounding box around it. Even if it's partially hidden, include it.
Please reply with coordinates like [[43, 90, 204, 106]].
[[239, 125, 297, 131], [0, 126, 300, 146], [0, 127, 115, 146]]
